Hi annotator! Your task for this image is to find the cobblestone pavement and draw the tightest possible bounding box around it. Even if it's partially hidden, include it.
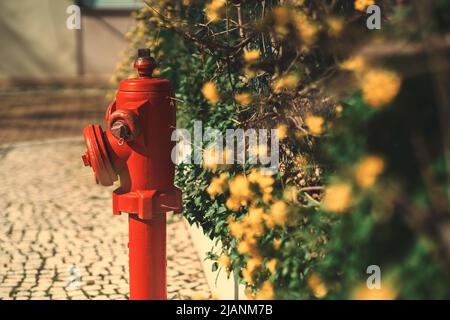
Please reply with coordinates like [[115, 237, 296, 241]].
[[0, 138, 211, 300]]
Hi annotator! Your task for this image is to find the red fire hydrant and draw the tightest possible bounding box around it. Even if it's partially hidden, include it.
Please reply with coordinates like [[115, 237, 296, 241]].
[[81, 48, 182, 300]]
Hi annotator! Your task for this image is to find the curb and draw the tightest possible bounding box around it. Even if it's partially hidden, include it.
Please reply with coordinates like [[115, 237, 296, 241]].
[[184, 219, 247, 300]]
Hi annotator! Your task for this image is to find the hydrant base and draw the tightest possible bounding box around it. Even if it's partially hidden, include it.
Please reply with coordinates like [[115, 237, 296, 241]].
[[112, 188, 182, 220]]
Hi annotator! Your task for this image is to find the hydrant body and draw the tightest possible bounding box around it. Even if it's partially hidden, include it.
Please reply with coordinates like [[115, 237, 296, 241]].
[[82, 49, 181, 300]]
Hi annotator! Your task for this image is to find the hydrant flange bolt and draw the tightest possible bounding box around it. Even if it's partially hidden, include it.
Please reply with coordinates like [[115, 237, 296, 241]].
[[82, 153, 90, 167]]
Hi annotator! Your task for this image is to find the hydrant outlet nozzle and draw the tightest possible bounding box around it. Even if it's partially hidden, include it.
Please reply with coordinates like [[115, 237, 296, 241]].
[[110, 119, 131, 141]]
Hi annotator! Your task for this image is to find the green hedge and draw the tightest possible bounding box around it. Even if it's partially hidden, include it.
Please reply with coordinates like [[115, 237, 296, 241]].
[[114, 0, 450, 299]]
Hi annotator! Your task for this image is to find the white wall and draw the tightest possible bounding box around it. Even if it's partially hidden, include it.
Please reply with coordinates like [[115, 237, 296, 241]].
[[187, 220, 247, 300], [0, 0, 77, 79], [0, 0, 134, 82]]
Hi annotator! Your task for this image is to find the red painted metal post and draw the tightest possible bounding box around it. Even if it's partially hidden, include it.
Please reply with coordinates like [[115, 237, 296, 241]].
[[129, 214, 166, 300], [81, 48, 182, 300]]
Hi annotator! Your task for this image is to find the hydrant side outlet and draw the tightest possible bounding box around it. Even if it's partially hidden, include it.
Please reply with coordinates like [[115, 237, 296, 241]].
[[82, 49, 182, 300]]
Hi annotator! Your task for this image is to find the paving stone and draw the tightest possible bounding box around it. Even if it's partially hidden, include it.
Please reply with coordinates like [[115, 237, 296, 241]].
[[101, 288, 117, 295], [0, 138, 211, 300]]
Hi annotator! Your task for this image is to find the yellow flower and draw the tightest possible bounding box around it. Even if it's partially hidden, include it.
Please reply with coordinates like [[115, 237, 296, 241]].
[[229, 220, 244, 238], [248, 169, 274, 194], [293, 12, 317, 44], [307, 273, 328, 299], [205, 0, 226, 22], [245, 289, 255, 300], [327, 17, 344, 37], [219, 172, 228, 181], [246, 207, 264, 226], [289, 0, 305, 5], [207, 173, 228, 198], [225, 175, 253, 211], [237, 240, 251, 255], [271, 74, 299, 93], [234, 92, 252, 106], [340, 55, 366, 73], [305, 115, 324, 135], [273, 238, 282, 250], [203, 148, 219, 170], [255, 281, 274, 300], [226, 197, 241, 211], [248, 169, 261, 184], [246, 257, 262, 274], [275, 25, 289, 38], [259, 177, 274, 194], [243, 66, 257, 78], [152, 68, 161, 76], [270, 201, 288, 225], [362, 69, 402, 108], [206, 181, 221, 197], [218, 254, 231, 271], [202, 81, 220, 105], [276, 124, 288, 140], [355, 155, 385, 188], [243, 208, 264, 238], [244, 232, 258, 245], [272, 6, 291, 39], [354, 0, 375, 11], [263, 213, 276, 229], [322, 183, 353, 213], [335, 104, 343, 115], [273, 6, 290, 25], [294, 155, 308, 167], [266, 258, 278, 274], [242, 268, 254, 285], [208, 0, 225, 10], [262, 193, 272, 204], [229, 175, 252, 200], [353, 283, 397, 300], [243, 49, 261, 64]]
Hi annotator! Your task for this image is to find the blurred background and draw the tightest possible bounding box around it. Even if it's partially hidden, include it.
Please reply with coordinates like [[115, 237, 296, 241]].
[[0, 0, 140, 143]]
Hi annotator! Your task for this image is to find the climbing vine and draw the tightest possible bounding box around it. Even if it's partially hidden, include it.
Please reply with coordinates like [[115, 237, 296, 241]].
[[114, 0, 450, 299]]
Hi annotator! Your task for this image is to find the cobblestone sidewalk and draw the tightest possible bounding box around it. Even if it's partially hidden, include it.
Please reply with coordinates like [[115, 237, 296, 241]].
[[0, 138, 210, 300]]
